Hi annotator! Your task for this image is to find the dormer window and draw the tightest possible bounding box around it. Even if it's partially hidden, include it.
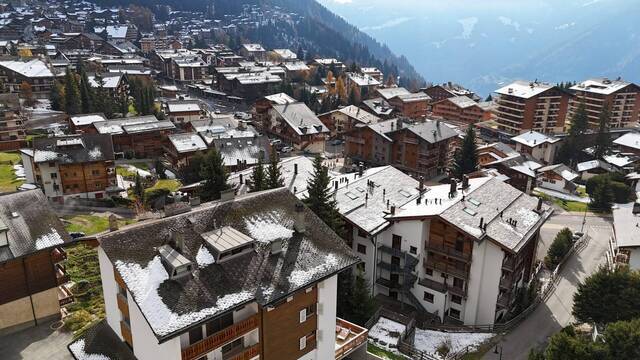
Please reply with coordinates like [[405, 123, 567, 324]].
[[202, 226, 255, 263], [158, 244, 194, 280]]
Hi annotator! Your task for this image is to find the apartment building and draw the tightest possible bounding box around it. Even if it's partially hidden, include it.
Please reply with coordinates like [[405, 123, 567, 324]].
[[432, 96, 485, 126], [376, 87, 431, 119], [318, 105, 380, 137], [568, 78, 640, 129], [0, 93, 26, 143], [21, 134, 118, 202], [91, 115, 177, 158], [0, 190, 72, 335], [345, 119, 458, 179], [422, 83, 479, 103], [69, 189, 367, 360], [494, 81, 570, 135], [0, 58, 59, 98], [267, 102, 329, 153]]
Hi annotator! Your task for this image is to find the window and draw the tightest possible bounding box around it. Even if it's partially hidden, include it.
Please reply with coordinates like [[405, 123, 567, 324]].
[[455, 239, 464, 252], [449, 308, 461, 319], [299, 335, 307, 350], [92, 169, 100, 176], [300, 303, 316, 323], [357, 244, 367, 254], [221, 338, 243, 355], [392, 234, 402, 250], [188, 326, 203, 345], [453, 277, 464, 289], [423, 291, 434, 303], [206, 312, 233, 335], [410, 246, 417, 255], [50, 173, 57, 179], [425, 268, 433, 276], [451, 295, 462, 305]]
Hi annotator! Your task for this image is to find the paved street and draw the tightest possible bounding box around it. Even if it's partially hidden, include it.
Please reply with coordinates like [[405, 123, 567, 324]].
[[483, 211, 613, 360], [0, 320, 73, 360]]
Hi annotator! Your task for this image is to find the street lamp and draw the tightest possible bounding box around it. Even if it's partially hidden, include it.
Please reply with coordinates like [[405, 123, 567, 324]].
[[493, 344, 503, 360]]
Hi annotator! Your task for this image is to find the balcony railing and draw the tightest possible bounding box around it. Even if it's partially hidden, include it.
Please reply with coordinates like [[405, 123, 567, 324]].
[[426, 243, 471, 262], [51, 247, 67, 263], [55, 263, 70, 286], [428, 261, 469, 280], [225, 343, 260, 360], [58, 284, 74, 306], [418, 277, 447, 293], [375, 278, 402, 290], [378, 245, 419, 270], [181, 313, 260, 360], [335, 318, 368, 360]]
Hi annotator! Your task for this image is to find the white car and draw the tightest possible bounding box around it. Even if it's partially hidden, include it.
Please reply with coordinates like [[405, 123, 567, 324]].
[[280, 146, 293, 153]]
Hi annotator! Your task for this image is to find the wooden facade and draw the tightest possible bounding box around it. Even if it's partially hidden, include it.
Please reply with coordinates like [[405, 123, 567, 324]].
[[0, 251, 58, 305], [59, 161, 114, 197]]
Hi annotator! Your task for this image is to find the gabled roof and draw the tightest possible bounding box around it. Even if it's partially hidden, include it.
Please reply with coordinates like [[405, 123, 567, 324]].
[[272, 103, 329, 136], [30, 134, 114, 164], [0, 190, 72, 263], [613, 132, 640, 150], [167, 102, 201, 113], [323, 105, 379, 125], [214, 136, 270, 167], [0, 58, 55, 78], [495, 81, 555, 99], [263, 92, 296, 105], [98, 189, 359, 340], [376, 87, 411, 101], [512, 130, 560, 147], [445, 95, 479, 109], [400, 120, 458, 144], [537, 164, 579, 182]]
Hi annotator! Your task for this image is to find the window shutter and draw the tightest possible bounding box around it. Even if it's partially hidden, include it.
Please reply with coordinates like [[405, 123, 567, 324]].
[[299, 335, 306, 350], [299, 308, 307, 323]]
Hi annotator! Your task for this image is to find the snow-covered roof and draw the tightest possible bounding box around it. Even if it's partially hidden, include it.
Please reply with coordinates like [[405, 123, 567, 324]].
[[70, 114, 107, 127], [571, 78, 635, 95], [577, 159, 614, 173], [537, 164, 579, 182], [241, 43, 265, 52], [272, 48, 296, 60], [512, 130, 560, 147], [495, 81, 555, 99], [613, 132, 640, 150], [613, 203, 640, 248], [167, 102, 201, 113], [168, 133, 208, 153], [377, 87, 411, 101], [272, 103, 329, 136], [31, 134, 114, 165], [88, 74, 122, 89], [347, 72, 381, 87], [325, 105, 379, 125], [283, 61, 309, 72], [263, 92, 296, 105], [98, 189, 359, 340], [94, 25, 128, 39], [0, 59, 55, 78], [446, 95, 479, 109]]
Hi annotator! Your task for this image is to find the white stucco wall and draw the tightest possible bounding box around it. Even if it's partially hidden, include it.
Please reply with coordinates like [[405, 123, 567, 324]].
[[98, 247, 121, 338], [20, 152, 35, 184], [351, 228, 376, 291], [628, 248, 640, 270], [316, 275, 337, 360], [464, 240, 503, 325], [128, 295, 182, 360]]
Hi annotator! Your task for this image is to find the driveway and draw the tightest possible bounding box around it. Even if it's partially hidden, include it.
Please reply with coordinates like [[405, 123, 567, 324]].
[[0, 320, 73, 360], [483, 212, 613, 360]]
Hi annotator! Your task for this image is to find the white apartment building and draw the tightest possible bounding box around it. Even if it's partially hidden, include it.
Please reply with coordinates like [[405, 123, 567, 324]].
[[569, 78, 640, 129], [69, 189, 368, 360], [511, 130, 561, 165]]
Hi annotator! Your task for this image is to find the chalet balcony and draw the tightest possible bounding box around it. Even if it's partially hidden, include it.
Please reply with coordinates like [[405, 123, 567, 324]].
[[224, 343, 260, 360], [55, 263, 70, 286], [428, 261, 469, 280], [426, 243, 471, 262], [496, 294, 510, 309], [335, 318, 368, 360], [57, 284, 74, 307], [181, 313, 260, 360], [378, 245, 419, 270], [51, 247, 67, 263], [499, 276, 512, 290]]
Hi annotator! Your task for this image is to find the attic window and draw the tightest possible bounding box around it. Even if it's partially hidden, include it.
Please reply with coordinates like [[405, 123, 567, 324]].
[[463, 208, 477, 216], [202, 226, 255, 263], [158, 244, 193, 280], [355, 187, 365, 193], [398, 190, 412, 198], [345, 192, 359, 200], [468, 198, 481, 207]]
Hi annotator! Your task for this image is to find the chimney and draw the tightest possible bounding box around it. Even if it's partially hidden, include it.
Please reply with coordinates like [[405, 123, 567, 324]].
[[390, 205, 396, 215], [239, 173, 244, 184], [418, 176, 424, 193], [220, 188, 235, 202], [294, 163, 298, 175], [334, 181, 338, 190], [462, 175, 469, 189], [294, 203, 306, 234], [479, 217, 484, 229], [417, 197, 421, 205], [536, 197, 543, 212], [449, 179, 457, 197], [108, 214, 118, 232], [358, 163, 364, 177], [173, 232, 185, 253]]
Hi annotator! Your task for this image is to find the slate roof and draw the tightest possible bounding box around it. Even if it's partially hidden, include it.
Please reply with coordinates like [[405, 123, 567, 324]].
[[98, 189, 359, 341], [0, 190, 72, 263], [31, 134, 114, 164], [399, 120, 458, 144], [214, 136, 270, 167], [272, 103, 329, 136], [68, 320, 135, 360]]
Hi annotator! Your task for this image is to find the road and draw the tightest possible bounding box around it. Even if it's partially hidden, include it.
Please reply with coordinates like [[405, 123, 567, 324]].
[[483, 211, 613, 360]]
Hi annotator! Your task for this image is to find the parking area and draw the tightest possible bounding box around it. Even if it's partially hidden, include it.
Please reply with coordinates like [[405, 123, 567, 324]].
[[0, 320, 73, 360]]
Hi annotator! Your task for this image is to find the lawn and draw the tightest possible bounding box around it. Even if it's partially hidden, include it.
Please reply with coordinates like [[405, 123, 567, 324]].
[[63, 243, 104, 337], [64, 214, 136, 235], [0, 152, 23, 192], [145, 179, 182, 194], [553, 199, 589, 212], [367, 344, 408, 360]]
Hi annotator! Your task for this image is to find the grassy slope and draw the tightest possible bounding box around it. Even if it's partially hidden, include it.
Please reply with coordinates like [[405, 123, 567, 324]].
[[64, 214, 136, 235], [0, 152, 23, 192]]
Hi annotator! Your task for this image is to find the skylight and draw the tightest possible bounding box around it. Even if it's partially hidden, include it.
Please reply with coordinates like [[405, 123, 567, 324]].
[[463, 207, 477, 216], [468, 198, 481, 207], [398, 189, 412, 198], [345, 192, 359, 200]]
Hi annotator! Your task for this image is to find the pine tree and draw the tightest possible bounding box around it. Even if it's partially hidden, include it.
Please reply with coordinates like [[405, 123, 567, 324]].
[[347, 269, 376, 325], [558, 101, 590, 166], [64, 68, 81, 115], [590, 176, 614, 212], [303, 155, 343, 236], [452, 126, 478, 179], [485, 94, 493, 102], [594, 104, 612, 159], [267, 152, 284, 189], [569, 100, 589, 136], [248, 155, 266, 192], [49, 81, 64, 111], [199, 148, 230, 201], [155, 159, 166, 180], [79, 69, 93, 114], [133, 172, 144, 201]]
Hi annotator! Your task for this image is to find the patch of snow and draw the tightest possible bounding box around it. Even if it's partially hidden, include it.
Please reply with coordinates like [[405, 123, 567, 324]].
[[368, 317, 406, 348], [68, 339, 111, 360], [88, 146, 103, 160], [34, 227, 64, 250], [115, 256, 253, 336], [196, 245, 215, 267], [122, 164, 151, 178], [288, 254, 338, 287], [244, 212, 294, 243], [413, 329, 493, 356]]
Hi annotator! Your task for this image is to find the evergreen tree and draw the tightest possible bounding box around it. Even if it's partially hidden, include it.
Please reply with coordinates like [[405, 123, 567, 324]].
[[133, 172, 144, 201], [347, 269, 376, 325], [296, 45, 304, 61], [248, 155, 266, 192], [79, 69, 94, 114], [267, 152, 284, 189], [155, 159, 166, 180], [485, 94, 493, 102], [199, 148, 230, 201], [181, 152, 204, 184], [452, 126, 478, 179], [64, 68, 81, 115], [49, 81, 64, 111], [303, 155, 343, 236], [558, 101, 589, 166], [589, 176, 614, 212], [593, 104, 612, 159]]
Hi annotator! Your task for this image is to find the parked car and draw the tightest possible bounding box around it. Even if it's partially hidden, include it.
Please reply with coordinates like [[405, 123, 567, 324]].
[[280, 146, 293, 153]]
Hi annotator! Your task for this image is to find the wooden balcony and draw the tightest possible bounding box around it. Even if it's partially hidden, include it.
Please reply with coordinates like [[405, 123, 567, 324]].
[[335, 318, 367, 359], [57, 284, 74, 307], [51, 247, 67, 263], [120, 321, 133, 348], [181, 313, 260, 360], [426, 243, 471, 262], [117, 293, 129, 318], [428, 261, 469, 280], [55, 263, 70, 286], [225, 343, 260, 360]]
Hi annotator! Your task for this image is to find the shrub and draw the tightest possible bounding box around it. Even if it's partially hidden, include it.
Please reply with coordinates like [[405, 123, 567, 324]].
[[544, 228, 573, 269]]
